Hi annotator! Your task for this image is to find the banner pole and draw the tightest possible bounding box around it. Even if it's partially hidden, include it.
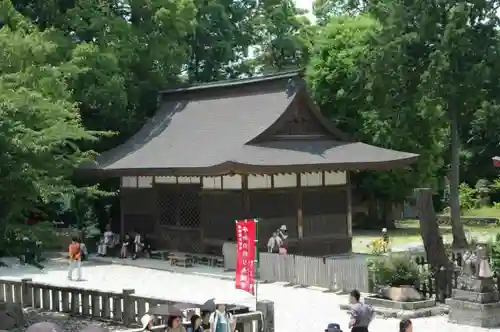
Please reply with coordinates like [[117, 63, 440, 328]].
[[254, 219, 260, 309]]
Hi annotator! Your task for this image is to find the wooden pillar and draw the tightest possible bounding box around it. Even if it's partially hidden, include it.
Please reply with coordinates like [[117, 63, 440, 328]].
[[346, 171, 352, 237], [242, 175, 250, 217], [119, 184, 125, 237], [296, 173, 303, 239]]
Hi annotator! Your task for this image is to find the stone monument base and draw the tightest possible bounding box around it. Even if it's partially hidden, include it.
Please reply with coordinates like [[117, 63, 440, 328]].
[[447, 292, 500, 328]]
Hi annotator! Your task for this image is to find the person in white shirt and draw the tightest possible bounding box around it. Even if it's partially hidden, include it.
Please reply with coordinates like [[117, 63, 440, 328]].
[[97, 224, 115, 257], [209, 301, 235, 332], [133, 231, 143, 260], [266, 232, 282, 253], [103, 224, 114, 246]]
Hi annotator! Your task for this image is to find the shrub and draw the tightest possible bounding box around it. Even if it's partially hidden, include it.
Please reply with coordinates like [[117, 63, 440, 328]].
[[367, 238, 388, 255], [491, 233, 500, 273], [368, 254, 425, 288], [1, 222, 63, 257]]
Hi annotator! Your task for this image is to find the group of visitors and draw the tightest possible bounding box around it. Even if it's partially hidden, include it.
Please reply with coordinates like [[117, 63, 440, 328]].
[[266, 224, 289, 254], [96, 225, 152, 259], [141, 299, 236, 332], [68, 224, 155, 281]]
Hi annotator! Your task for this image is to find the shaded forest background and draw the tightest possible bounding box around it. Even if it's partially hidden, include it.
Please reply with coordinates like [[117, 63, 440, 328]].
[[2, 0, 500, 250]]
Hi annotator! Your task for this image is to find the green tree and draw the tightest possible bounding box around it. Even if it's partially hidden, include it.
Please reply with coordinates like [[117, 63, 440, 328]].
[[253, 0, 314, 73], [308, 15, 448, 227], [0, 6, 106, 228], [370, 0, 500, 247]]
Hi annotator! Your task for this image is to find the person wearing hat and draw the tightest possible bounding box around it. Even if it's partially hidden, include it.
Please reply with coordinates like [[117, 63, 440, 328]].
[[141, 314, 155, 331], [325, 323, 343, 332], [277, 225, 289, 254], [209, 300, 235, 332]]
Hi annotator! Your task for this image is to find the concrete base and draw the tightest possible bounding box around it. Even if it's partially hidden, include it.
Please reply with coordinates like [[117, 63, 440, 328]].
[[446, 298, 500, 327], [365, 296, 435, 310], [451, 289, 499, 303]]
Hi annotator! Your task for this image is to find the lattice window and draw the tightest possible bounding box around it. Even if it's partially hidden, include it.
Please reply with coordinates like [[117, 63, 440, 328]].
[[157, 185, 201, 228], [179, 190, 200, 228], [158, 190, 176, 226]]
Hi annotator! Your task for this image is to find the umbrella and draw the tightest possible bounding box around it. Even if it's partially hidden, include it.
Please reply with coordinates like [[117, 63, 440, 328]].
[[201, 298, 238, 312], [81, 326, 109, 332], [148, 303, 196, 316], [26, 322, 64, 332]]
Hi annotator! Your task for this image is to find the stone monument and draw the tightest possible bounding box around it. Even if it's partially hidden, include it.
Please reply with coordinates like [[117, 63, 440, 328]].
[[446, 244, 500, 327]]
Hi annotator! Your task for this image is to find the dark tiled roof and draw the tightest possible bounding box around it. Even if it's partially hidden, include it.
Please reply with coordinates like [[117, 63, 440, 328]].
[[82, 72, 418, 176]]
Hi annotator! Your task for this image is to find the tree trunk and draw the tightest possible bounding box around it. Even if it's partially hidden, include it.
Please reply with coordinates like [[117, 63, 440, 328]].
[[381, 200, 396, 229], [414, 188, 449, 267], [449, 107, 468, 248]]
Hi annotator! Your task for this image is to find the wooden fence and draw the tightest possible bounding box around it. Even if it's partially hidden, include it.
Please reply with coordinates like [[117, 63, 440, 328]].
[[223, 243, 369, 292], [0, 278, 271, 332], [259, 253, 369, 292]]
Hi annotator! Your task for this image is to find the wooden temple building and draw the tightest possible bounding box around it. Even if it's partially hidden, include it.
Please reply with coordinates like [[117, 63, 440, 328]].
[[82, 71, 418, 256]]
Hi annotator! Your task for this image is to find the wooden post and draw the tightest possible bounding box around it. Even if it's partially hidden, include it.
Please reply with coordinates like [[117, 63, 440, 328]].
[[81, 290, 90, 316], [13, 282, 22, 305], [91, 292, 101, 318], [119, 186, 125, 238], [296, 173, 303, 239], [61, 289, 70, 312], [71, 290, 80, 315], [346, 171, 353, 238], [21, 279, 32, 307], [122, 289, 136, 325], [256, 300, 274, 332], [242, 175, 250, 217]]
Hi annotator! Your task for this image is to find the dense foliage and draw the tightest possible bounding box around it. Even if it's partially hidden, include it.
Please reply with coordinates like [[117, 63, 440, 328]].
[[2, 0, 500, 249], [368, 254, 427, 287]]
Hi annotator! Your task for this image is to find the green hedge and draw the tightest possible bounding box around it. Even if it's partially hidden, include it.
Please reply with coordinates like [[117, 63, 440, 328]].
[[437, 215, 500, 226]]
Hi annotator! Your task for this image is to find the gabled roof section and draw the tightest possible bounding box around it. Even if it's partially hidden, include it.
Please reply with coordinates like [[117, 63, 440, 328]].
[[81, 71, 418, 176]]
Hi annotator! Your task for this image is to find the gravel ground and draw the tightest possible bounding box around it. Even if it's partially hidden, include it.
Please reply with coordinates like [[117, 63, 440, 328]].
[[2, 260, 500, 332], [8, 309, 128, 332]]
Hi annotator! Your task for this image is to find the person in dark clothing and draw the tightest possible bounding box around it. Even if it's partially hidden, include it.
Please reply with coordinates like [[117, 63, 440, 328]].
[[399, 318, 412, 332], [121, 234, 131, 258], [142, 234, 153, 258], [325, 323, 342, 332], [348, 289, 373, 332], [200, 311, 211, 330], [187, 314, 204, 332]]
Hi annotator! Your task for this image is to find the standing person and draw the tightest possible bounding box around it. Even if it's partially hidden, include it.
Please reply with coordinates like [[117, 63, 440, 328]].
[[399, 318, 412, 332], [121, 234, 131, 258], [266, 232, 281, 253], [133, 231, 143, 260], [209, 301, 235, 332], [68, 236, 82, 281], [200, 311, 211, 331], [187, 314, 204, 332], [276, 225, 289, 253], [80, 239, 88, 262], [348, 289, 373, 332]]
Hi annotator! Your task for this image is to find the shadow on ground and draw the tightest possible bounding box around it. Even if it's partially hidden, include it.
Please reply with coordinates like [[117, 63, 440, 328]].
[[0, 257, 112, 279]]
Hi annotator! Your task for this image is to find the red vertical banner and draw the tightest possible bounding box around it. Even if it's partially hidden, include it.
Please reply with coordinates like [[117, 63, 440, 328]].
[[235, 219, 257, 295]]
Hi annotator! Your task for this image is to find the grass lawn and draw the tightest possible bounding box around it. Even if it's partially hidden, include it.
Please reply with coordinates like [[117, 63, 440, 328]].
[[351, 207, 500, 253]]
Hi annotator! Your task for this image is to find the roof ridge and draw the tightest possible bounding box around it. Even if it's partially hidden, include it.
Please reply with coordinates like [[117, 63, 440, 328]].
[[159, 69, 304, 95]]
